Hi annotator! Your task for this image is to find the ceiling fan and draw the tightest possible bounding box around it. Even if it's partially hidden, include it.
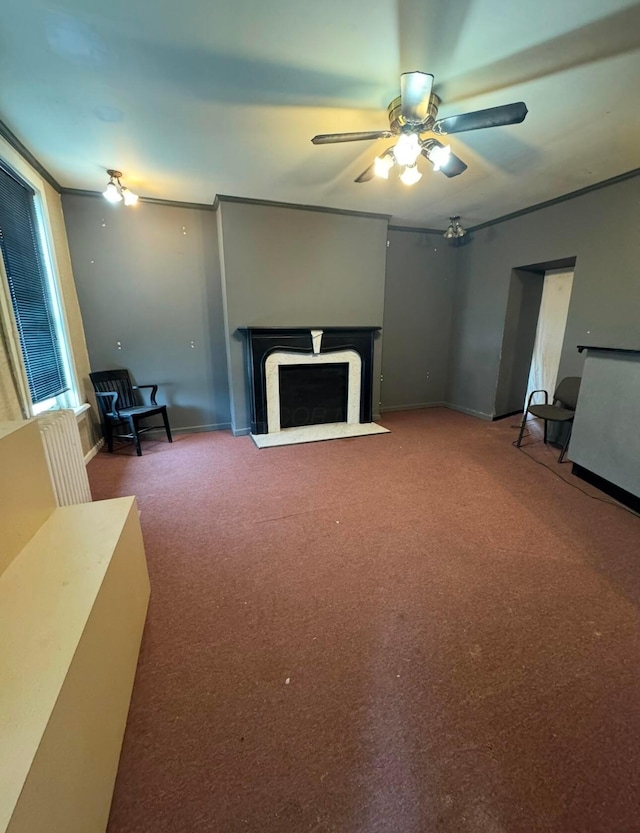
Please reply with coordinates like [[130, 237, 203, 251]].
[[311, 71, 528, 185]]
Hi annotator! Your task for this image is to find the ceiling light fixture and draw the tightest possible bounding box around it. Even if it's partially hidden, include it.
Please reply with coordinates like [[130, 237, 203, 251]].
[[443, 215, 467, 239], [103, 178, 122, 203], [121, 187, 139, 206], [426, 143, 451, 172], [400, 164, 422, 186], [393, 133, 422, 167], [102, 169, 138, 206], [373, 152, 394, 179]]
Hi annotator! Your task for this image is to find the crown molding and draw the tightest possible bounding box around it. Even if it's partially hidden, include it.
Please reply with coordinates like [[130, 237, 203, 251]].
[[60, 188, 216, 211], [469, 167, 640, 232], [214, 193, 391, 221], [388, 224, 443, 235], [0, 118, 62, 192]]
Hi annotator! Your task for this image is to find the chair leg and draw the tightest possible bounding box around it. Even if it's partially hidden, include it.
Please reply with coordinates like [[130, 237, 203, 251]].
[[129, 419, 142, 456], [162, 408, 173, 443], [543, 419, 548, 444], [558, 423, 573, 464], [515, 412, 529, 448], [104, 423, 114, 453]]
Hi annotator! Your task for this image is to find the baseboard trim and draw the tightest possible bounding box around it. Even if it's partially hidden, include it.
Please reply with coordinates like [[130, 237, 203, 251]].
[[84, 438, 104, 464], [445, 403, 494, 421], [380, 402, 446, 413], [147, 422, 232, 436], [493, 409, 524, 421], [175, 422, 232, 434], [572, 463, 640, 514], [232, 426, 252, 437]]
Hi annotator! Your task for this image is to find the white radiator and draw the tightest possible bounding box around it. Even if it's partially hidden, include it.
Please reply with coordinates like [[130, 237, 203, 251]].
[[37, 410, 92, 506]]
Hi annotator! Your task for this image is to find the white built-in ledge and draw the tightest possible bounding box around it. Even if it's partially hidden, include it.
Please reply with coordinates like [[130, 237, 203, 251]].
[[0, 420, 149, 833]]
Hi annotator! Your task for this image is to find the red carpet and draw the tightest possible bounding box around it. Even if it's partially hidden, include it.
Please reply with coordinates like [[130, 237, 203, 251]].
[[88, 408, 640, 833]]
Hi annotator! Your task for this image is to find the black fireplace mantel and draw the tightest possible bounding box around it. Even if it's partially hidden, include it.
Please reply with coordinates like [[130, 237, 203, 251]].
[[239, 326, 381, 434]]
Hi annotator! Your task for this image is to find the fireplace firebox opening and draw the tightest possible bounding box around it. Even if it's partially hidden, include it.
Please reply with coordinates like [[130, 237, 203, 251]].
[[279, 362, 348, 428]]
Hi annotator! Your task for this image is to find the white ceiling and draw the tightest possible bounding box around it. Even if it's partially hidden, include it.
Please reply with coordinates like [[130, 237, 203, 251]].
[[2, 0, 640, 227]]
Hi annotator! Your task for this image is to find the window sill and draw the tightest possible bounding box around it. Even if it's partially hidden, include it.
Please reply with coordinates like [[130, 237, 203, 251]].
[[73, 403, 91, 421]]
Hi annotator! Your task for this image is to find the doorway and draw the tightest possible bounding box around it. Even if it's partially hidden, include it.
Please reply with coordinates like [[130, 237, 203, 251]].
[[494, 257, 576, 419], [525, 268, 574, 405]]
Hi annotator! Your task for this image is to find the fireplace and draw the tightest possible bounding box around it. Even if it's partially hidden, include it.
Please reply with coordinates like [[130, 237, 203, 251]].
[[241, 326, 387, 446]]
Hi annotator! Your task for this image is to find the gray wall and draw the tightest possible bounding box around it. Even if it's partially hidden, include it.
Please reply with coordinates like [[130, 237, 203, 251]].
[[62, 194, 230, 431], [448, 176, 640, 418], [494, 269, 544, 418], [217, 201, 388, 433], [381, 229, 456, 411], [569, 351, 640, 497]]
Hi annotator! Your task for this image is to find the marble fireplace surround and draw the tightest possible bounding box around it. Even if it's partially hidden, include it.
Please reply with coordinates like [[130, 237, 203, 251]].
[[265, 345, 361, 433], [241, 326, 385, 445]]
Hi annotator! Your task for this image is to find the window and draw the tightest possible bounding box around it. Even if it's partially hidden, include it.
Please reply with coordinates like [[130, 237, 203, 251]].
[[0, 160, 76, 414]]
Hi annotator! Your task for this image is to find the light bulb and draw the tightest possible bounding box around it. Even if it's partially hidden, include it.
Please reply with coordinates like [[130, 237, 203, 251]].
[[400, 164, 422, 186], [122, 188, 139, 206], [444, 216, 466, 239], [103, 181, 122, 203], [374, 154, 394, 179], [428, 143, 451, 171], [393, 133, 421, 167]]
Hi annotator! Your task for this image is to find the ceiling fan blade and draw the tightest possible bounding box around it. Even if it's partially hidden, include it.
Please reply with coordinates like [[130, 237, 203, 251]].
[[433, 102, 528, 135], [442, 152, 468, 178], [420, 144, 468, 178], [400, 71, 434, 123], [312, 130, 393, 145], [354, 162, 377, 183], [398, 0, 467, 81], [436, 5, 640, 104]]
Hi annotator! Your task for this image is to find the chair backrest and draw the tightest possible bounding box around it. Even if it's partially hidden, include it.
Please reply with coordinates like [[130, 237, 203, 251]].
[[553, 376, 581, 410], [89, 369, 137, 410]]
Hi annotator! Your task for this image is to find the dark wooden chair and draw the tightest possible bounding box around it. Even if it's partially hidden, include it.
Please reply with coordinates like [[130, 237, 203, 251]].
[[516, 376, 581, 463], [89, 369, 172, 456]]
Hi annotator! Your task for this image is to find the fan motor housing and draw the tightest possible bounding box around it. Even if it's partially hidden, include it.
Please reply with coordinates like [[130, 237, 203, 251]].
[[388, 93, 441, 133]]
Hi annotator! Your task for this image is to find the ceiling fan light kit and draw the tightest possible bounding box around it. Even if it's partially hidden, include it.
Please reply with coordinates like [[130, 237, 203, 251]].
[[393, 132, 422, 167], [102, 170, 139, 206], [311, 70, 528, 186]]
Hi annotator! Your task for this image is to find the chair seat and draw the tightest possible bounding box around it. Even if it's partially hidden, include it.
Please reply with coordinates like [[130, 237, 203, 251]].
[[528, 404, 575, 422], [109, 406, 165, 419]]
